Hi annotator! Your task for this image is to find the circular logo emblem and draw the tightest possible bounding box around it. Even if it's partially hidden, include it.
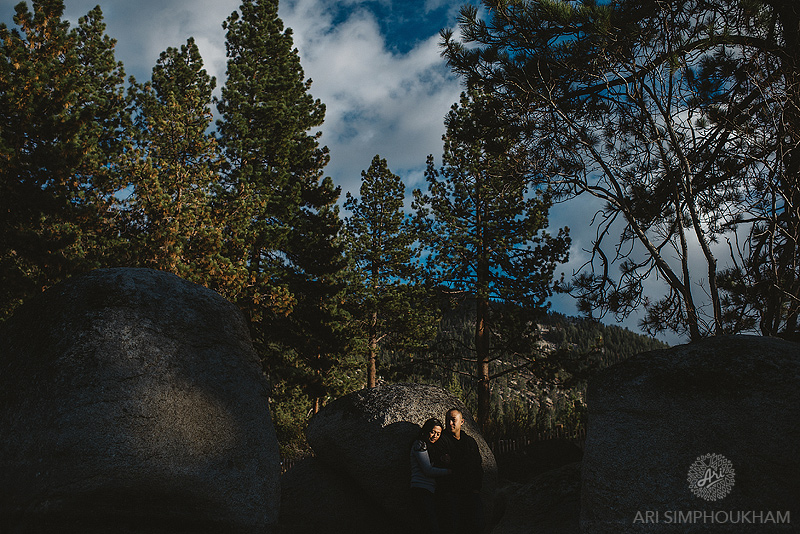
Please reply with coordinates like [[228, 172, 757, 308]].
[[687, 453, 735, 501]]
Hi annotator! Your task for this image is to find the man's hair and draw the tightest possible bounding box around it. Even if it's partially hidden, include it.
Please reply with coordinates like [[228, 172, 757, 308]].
[[446, 407, 462, 418]]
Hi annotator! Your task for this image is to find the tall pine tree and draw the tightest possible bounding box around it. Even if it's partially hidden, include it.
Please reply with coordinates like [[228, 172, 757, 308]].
[[0, 1, 128, 319], [123, 38, 229, 292], [343, 155, 435, 387], [413, 89, 570, 429], [215, 0, 349, 418]]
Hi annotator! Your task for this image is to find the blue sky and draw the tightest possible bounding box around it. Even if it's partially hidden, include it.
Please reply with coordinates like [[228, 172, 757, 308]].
[[1, 0, 680, 344]]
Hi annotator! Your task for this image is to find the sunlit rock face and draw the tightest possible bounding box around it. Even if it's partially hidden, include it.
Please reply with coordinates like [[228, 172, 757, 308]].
[[0, 268, 280, 533], [581, 335, 800, 534]]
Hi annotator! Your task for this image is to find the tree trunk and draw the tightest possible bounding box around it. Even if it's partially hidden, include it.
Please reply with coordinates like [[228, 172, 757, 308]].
[[776, 3, 800, 338], [674, 195, 703, 341], [367, 310, 378, 388], [475, 295, 490, 432], [474, 172, 491, 432]]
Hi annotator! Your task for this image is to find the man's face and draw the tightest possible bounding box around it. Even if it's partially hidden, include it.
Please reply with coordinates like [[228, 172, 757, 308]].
[[446, 410, 463, 435]]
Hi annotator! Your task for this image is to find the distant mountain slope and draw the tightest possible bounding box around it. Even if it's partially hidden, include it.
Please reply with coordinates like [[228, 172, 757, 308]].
[[385, 301, 669, 438], [540, 311, 670, 365]]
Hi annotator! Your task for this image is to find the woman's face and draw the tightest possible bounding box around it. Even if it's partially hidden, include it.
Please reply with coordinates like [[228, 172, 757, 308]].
[[428, 425, 442, 444]]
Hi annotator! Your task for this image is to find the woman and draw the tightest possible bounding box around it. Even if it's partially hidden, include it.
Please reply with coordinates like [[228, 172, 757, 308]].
[[410, 418, 451, 532]]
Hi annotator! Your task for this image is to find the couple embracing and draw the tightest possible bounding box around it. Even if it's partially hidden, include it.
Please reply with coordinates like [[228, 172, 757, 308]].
[[409, 408, 485, 534]]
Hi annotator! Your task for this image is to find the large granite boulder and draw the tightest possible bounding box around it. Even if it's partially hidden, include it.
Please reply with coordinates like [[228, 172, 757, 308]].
[[491, 461, 581, 534], [581, 335, 799, 533], [303, 383, 498, 530], [0, 268, 281, 533], [279, 457, 385, 534]]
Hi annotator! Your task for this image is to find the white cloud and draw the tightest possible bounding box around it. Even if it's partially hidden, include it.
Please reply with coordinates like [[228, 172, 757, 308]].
[[47, 0, 237, 85], [279, 0, 463, 195]]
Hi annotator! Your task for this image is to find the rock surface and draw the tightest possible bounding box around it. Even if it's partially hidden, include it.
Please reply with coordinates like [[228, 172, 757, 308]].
[[581, 335, 800, 533], [302, 383, 498, 531], [0, 268, 281, 533], [491, 461, 581, 534], [279, 457, 387, 534]]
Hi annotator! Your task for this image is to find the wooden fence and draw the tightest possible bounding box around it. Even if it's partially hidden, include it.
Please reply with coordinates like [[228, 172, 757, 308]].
[[489, 425, 586, 456], [280, 456, 307, 475], [280, 425, 586, 474]]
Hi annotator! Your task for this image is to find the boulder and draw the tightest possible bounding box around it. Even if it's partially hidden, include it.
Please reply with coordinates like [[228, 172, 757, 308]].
[[305, 383, 498, 529], [581, 335, 800, 533], [0, 268, 281, 533], [279, 457, 391, 534], [491, 461, 581, 534]]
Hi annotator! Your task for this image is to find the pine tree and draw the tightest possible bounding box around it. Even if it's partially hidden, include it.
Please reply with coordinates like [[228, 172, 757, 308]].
[[442, 0, 800, 340], [216, 0, 349, 416], [413, 89, 570, 430], [0, 1, 128, 319], [710, 0, 800, 338], [123, 38, 230, 292], [343, 155, 436, 387]]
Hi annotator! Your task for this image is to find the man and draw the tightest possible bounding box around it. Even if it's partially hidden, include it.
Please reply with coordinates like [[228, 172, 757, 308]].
[[436, 408, 484, 534]]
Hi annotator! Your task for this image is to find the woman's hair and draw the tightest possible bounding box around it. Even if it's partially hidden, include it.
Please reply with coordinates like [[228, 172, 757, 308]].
[[417, 418, 444, 443]]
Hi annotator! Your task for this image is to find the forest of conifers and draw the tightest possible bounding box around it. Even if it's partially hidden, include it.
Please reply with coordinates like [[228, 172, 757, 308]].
[[2, 0, 798, 454]]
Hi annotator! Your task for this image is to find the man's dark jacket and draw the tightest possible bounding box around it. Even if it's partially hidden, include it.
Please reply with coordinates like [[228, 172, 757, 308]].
[[435, 431, 483, 494]]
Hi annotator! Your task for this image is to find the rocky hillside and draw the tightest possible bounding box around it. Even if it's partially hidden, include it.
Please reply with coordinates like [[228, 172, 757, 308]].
[[385, 304, 669, 439]]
